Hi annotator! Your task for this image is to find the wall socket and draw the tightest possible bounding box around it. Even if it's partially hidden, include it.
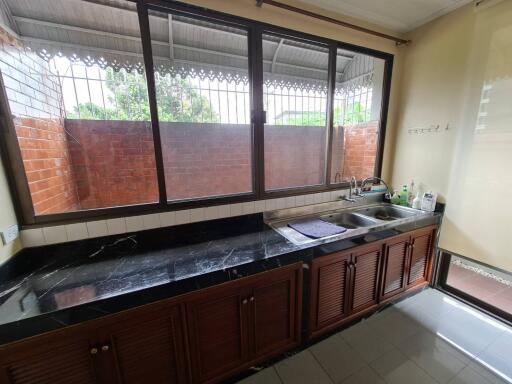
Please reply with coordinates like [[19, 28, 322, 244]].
[[1, 224, 19, 245]]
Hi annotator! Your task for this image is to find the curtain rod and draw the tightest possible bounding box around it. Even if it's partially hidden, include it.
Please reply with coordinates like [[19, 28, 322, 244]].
[[256, 0, 410, 46]]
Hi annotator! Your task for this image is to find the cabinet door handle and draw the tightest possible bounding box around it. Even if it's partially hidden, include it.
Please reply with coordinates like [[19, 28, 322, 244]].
[[90, 347, 98, 355], [249, 296, 255, 302], [101, 345, 110, 352], [242, 298, 248, 305]]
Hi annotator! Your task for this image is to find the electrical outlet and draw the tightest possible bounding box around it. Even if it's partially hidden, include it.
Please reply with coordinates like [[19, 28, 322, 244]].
[[1, 224, 19, 245]]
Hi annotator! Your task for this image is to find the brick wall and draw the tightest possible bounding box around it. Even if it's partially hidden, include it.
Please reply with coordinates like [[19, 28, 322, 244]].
[[331, 121, 379, 182], [65, 120, 158, 209], [160, 122, 252, 200], [265, 125, 326, 190], [62, 120, 379, 206], [0, 39, 79, 215]]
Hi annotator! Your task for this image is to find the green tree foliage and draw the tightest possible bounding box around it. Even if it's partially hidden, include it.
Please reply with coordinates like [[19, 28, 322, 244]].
[[67, 68, 218, 122], [277, 103, 368, 126]]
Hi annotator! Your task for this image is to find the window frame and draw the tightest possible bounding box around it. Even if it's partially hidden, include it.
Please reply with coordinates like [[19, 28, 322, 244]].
[[0, 0, 394, 227]]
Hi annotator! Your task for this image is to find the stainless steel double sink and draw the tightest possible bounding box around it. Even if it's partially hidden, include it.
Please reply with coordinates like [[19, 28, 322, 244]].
[[267, 203, 430, 245]]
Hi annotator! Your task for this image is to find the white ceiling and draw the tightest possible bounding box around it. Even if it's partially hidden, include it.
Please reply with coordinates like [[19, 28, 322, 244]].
[[298, 0, 473, 33]]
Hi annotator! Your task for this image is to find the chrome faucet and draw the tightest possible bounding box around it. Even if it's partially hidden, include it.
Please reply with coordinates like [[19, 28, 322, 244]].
[[360, 176, 391, 199], [340, 176, 360, 203]]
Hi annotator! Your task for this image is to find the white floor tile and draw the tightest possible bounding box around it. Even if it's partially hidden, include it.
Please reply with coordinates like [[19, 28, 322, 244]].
[[238, 367, 282, 384], [341, 365, 385, 384], [397, 330, 466, 383], [471, 330, 512, 383], [449, 366, 497, 384], [431, 304, 504, 357], [339, 320, 394, 363], [275, 350, 333, 384], [370, 347, 438, 384], [235, 288, 512, 384], [367, 307, 423, 345], [309, 334, 365, 383]]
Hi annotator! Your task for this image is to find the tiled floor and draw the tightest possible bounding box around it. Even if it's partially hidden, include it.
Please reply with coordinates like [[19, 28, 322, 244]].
[[446, 263, 512, 315], [238, 288, 512, 384]]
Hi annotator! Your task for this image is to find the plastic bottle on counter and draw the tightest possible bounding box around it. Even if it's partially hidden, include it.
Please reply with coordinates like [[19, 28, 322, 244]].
[[408, 180, 415, 207], [412, 192, 422, 209], [399, 185, 408, 206], [421, 191, 437, 212]]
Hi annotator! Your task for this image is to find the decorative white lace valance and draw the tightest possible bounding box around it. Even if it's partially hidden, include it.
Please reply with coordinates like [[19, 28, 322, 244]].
[[27, 41, 373, 93]]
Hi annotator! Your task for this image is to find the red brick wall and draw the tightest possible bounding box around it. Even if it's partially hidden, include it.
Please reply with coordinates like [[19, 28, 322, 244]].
[[0, 39, 80, 215], [160, 122, 252, 200], [331, 121, 379, 182], [265, 126, 326, 190], [60, 120, 380, 207], [65, 120, 158, 209]]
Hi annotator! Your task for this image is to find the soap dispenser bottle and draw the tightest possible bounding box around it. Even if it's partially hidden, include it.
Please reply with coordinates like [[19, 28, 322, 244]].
[[399, 185, 408, 206]]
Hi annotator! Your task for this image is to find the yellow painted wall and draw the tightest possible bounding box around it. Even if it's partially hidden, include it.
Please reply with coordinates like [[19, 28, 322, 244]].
[[391, 1, 512, 272], [0, 156, 21, 264]]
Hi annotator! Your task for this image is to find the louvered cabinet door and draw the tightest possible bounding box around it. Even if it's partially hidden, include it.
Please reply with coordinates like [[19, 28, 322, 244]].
[[381, 234, 410, 300], [250, 263, 302, 361], [407, 227, 436, 287], [350, 243, 383, 314], [309, 251, 351, 334], [0, 334, 97, 384], [186, 284, 249, 384], [97, 306, 187, 384]]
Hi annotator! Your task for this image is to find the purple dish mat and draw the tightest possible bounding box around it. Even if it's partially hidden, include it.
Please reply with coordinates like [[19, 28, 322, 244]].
[[288, 218, 347, 239]]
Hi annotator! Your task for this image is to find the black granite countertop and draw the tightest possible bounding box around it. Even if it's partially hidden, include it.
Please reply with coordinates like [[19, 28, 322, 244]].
[[0, 208, 441, 346]]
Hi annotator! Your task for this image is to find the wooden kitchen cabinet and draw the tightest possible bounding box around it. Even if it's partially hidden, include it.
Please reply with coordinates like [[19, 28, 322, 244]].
[[186, 263, 302, 384], [0, 301, 189, 384], [309, 250, 352, 333], [350, 243, 383, 313], [96, 305, 188, 384], [0, 326, 98, 384], [380, 233, 410, 300], [380, 226, 437, 301], [309, 243, 383, 336], [406, 226, 436, 288]]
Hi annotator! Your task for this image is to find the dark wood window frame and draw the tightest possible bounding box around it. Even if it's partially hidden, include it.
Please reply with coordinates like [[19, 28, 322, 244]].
[[0, 0, 394, 228], [436, 250, 512, 326]]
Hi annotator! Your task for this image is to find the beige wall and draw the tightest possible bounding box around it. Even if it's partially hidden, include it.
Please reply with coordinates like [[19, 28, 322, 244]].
[[391, 1, 512, 272], [0, 156, 21, 264]]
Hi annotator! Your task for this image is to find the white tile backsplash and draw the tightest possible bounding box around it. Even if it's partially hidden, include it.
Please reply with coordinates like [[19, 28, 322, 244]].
[[254, 200, 266, 213], [142, 213, 161, 229], [106, 218, 127, 235], [43, 225, 68, 244], [218, 205, 231, 218], [125, 216, 145, 233], [20, 228, 45, 248], [175, 210, 191, 225], [229, 203, 243, 217], [21, 190, 350, 246], [190, 208, 205, 223], [86, 220, 109, 238], [66, 223, 89, 241], [242, 201, 255, 215], [204, 206, 220, 220], [295, 195, 305, 206], [159, 211, 176, 227]]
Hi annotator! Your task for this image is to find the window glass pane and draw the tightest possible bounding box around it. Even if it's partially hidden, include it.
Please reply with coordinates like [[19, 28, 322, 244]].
[[1, 0, 158, 215], [149, 13, 253, 201], [330, 49, 385, 184], [263, 34, 329, 191], [444, 255, 512, 316]]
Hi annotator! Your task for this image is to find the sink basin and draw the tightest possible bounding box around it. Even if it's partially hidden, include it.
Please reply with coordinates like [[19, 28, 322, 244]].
[[355, 205, 418, 221], [320, 212, 377, 229]]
